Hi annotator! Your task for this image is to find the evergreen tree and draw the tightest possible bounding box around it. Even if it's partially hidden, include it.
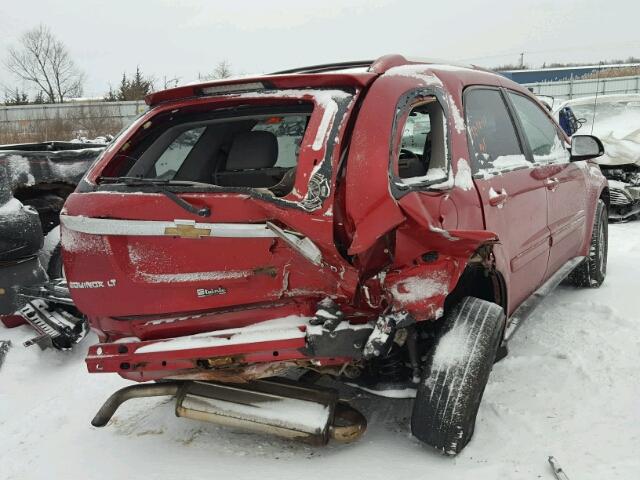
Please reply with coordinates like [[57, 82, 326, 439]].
[[104, 67, 154, 101]]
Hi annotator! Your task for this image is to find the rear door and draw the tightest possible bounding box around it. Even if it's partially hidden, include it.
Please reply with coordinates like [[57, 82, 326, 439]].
[[505, 91, 588, 279], [61, 89, 360, 319], [464, 87, 550, 313]]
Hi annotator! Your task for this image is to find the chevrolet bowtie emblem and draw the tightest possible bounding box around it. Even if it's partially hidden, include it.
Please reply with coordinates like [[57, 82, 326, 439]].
[[164, 223, 211, 238]]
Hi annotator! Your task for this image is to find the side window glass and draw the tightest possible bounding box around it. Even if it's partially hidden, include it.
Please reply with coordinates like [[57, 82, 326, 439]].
[[153, 126, 206, 179], [464, 89, 528, 173], [508, 92, 569, 164], [395, 97, 448, 185]]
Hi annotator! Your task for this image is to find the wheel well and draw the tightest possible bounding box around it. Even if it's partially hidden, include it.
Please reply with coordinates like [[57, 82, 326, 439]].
[[444, 264, 507, 315]]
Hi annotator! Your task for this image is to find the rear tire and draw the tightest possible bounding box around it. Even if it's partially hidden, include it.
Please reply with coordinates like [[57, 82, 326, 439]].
[[568, 199, 607, 288], [411, 296, 504, 455]]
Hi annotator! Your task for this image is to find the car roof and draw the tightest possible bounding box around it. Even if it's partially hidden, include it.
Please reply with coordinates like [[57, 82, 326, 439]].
[[145, 54, 523, 106]]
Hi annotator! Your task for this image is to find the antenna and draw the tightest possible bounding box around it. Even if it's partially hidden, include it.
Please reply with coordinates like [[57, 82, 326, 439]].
[[591, 62, 602, 135]]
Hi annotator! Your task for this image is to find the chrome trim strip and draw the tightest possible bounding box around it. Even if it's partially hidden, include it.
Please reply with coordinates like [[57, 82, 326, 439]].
[[60, 215, 278, 238]]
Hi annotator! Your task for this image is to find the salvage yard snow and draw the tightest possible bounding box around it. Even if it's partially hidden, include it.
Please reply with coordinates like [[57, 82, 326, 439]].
[[2, 222, 640, 480]]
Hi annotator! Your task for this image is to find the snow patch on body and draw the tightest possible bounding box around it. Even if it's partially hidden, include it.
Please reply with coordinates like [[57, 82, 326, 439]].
[[454, 159, 473, 191], [384, 65, 444, 87], [139, 270, 250, 283], [136, 315, 310, 353], [312, 95, 338, 151], [489, 187, 507, 209], [448, 94, 465, 134], [429, 225, 459, 241], [127, 244, 159, 267], [390, 273, 449, 305], [61, 228, 108, 254], [472, 153, 532, 178]]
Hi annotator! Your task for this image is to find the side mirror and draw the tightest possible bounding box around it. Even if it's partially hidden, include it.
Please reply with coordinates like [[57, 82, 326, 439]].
[[570, 135, 604, 161]]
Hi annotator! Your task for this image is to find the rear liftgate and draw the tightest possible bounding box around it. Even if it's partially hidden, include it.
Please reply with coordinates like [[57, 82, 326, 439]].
[[91, 379, 366, 445]]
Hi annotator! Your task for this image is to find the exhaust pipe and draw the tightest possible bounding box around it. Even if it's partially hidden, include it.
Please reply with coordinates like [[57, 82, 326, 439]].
[[91, 381, 182, 427], [91, 379, 366, 445]]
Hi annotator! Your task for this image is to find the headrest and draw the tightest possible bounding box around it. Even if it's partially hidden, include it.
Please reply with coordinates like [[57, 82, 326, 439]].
[[226, 131, 278, 170]]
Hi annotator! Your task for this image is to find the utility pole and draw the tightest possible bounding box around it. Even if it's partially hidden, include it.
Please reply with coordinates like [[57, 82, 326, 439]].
[[519, 52, 525, 69]]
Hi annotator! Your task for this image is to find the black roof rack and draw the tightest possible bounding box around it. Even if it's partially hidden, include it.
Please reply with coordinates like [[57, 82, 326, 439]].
[[271, 60, 375, 75]]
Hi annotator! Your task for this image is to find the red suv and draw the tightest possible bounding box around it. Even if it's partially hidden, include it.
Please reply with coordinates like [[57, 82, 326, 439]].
[[60, 55, 608, 454]]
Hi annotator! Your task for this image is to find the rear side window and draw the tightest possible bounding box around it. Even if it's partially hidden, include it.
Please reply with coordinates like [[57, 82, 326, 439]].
[[394, 96, 449, 186], [464, 89, 527, 173], [507, 92, 569, 164]]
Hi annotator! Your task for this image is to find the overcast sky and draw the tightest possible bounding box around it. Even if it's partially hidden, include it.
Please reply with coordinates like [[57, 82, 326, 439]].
[[1, 0, 639, 98]]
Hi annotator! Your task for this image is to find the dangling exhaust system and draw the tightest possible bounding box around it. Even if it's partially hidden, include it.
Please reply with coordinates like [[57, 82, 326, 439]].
[[91, 379, 366, 445]]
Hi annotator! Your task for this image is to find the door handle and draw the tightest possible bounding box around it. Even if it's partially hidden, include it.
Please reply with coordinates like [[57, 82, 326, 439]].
[[489, 189, 508, 207], [544, 177, 560, 190]]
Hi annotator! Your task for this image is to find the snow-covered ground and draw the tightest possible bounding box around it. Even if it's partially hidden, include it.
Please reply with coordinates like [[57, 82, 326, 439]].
[[1, 222, 639, 480]]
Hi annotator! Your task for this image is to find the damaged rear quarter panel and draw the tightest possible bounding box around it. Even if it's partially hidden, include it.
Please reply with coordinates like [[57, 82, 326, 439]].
[[345, 67, 496, 320]]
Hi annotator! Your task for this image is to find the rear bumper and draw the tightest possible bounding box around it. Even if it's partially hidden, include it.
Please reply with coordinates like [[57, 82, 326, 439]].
[[86, 317, 373, 382]]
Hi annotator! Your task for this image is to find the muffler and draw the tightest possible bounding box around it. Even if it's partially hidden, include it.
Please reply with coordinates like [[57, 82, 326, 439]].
[[91, 379, 366, 445]]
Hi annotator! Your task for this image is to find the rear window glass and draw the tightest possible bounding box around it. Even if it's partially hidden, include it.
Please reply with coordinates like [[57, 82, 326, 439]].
[[253, 116, 307, 168], [154, 127, 205, 179], [119, 107, 312, 197]]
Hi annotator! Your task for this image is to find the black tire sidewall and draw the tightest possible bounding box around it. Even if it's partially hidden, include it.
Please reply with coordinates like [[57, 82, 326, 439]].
[[590, 200, 607, 286], [411, 297, 505, 454]]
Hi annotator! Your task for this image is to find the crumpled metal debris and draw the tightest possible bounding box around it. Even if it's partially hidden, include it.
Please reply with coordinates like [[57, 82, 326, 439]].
[[362, 310, 415, 360]]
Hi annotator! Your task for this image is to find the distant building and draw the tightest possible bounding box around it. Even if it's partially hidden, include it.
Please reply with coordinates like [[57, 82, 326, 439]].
[[499, 63, 640, 84]]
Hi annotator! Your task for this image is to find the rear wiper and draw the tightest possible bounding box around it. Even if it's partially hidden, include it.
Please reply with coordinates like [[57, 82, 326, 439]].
[[98, 176, 213, 187], [97, 176, 211, 217]]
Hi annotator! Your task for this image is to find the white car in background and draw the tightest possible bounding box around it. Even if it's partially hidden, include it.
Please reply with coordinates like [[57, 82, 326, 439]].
[[557, 94, 640, 220]]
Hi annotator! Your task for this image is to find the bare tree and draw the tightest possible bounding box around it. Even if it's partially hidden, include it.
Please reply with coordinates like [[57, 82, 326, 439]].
[[213, 60, 233, 79], [5, 25, 85, 103], [198, 60, 233, 81], [162, 75, 180, 89]]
